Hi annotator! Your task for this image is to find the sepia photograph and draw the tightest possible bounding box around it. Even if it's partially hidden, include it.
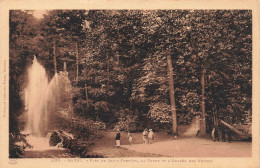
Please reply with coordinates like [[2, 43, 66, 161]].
[[9, 9, 252, 158], [1, 0, 260, 168]]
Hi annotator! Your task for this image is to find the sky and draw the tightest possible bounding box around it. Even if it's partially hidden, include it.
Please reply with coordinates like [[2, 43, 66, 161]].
[[32, 10, 47, 19]]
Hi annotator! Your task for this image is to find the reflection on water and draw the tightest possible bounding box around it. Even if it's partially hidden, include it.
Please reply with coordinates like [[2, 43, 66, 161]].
[[25, 135, 63, 151], [23, 135, 76, 158]]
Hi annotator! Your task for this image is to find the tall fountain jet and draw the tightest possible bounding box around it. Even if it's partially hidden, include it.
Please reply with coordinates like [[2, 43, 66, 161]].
[[25, 56, 72, 137], [25, 56, 49, 136]]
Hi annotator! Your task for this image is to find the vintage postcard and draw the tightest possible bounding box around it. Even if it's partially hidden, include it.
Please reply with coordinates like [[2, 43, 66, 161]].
[[0, 0, 259, 168]]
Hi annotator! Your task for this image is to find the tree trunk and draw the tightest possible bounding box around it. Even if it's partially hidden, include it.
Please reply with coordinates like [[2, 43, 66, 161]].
[[84, 54, 89, 110], [213, 103, 218, 127], [53, 39, 57, 73], [107, 57, 110, 87], [219, 120, 247, 136], [200, 69, 206, 135], [75, 41, 79, 83], [166, 54, 177, 135], [85, 84, 89, 110]]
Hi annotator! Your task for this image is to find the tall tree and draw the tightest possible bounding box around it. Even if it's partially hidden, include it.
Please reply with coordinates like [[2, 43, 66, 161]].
[[9, 10, 39, 157], [167, 53, 178, 134]]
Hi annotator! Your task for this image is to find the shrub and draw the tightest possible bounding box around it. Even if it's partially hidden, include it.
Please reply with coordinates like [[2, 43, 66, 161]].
[[92, 120, 106, 130], [9, 132, 31, 158], [147, 102, 172, 124], [114, 115, 138, 132]]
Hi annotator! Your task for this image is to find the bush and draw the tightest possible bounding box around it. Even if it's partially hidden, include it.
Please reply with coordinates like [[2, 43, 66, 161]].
[[68, 119, 106, 140], [92, 120, 106, 130], [177, 113, 194, 125], [113, 115, 138, 132], [147, 102, 172, 124], [9, 132, 31, 158], [56, 110, 106, 141]]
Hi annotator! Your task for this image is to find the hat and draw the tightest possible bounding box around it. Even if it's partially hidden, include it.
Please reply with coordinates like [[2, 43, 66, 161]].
[[149, 129, 152, 131]]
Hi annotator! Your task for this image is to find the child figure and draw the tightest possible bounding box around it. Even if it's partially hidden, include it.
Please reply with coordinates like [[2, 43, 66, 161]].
[[142, 128, 148, 144], [211, 128, 215, 141], [148, 129, 155, 144], [127, 132, 133, 145]]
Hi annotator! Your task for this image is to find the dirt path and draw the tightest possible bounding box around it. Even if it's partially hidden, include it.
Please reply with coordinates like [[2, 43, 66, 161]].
[[121, 138, 251, 157], [87, 131, 164, 157], [22, 131, 251, 158], [89, 131, 251, 157]]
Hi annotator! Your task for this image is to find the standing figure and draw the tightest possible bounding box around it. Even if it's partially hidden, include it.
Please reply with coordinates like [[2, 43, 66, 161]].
[[127, 132, 133, 145], [115, 129, 121, 147], [148, 129, 155, 144], [142, 128, 148, 144], [227, 129, 232, 143], [222, 129, 226, 142], [214, 127, 219, 142], [211, 128, 215, 141]]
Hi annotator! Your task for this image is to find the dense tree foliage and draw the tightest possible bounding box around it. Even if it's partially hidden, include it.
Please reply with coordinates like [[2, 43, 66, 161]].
[[9, 10, 39, 157], [9, 10, 251, 156]]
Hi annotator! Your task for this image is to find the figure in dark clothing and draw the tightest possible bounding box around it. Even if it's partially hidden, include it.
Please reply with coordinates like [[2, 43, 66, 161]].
[[115, 129, 121, 147], [214, 127, 219, 142], [222, 129, 226, 142], [227, 129, 232, 143]]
